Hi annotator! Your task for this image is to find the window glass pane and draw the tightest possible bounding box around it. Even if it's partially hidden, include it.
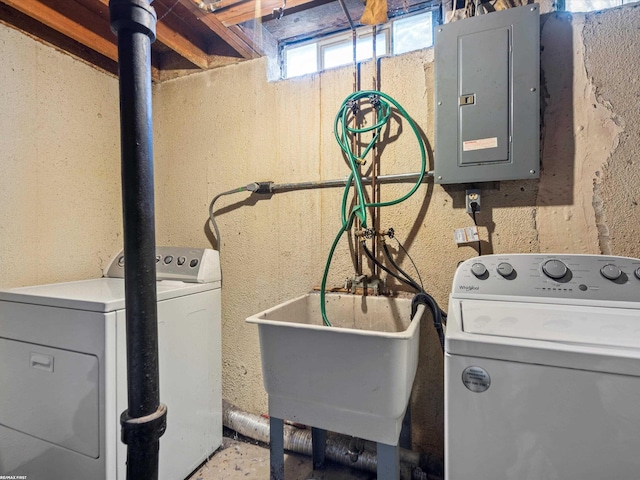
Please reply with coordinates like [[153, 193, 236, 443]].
[[565, 0, 622, 10], [356, 33, 387, 62], [323, 41, 354, 69], [323, 33, 386, 70], [285, 43, 318, 78], [393, 11, 433, 55]]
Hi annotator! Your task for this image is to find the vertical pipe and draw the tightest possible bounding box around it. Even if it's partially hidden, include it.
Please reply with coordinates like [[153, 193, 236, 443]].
[[311, 427, 328, 469], [370, 27, 378, 278], [350, 27, 362, 276], [109, 1, 166, 479], [377, 442, 401, 480], [270, 416, 285, 480]]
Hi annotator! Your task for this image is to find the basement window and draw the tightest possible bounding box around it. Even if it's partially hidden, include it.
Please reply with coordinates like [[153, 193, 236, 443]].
[[563, 0, 638, 12], [282, 10, 436, 79]]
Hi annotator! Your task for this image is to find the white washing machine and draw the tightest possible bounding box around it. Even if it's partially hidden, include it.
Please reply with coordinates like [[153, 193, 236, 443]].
[[0, 247, 222, 479], [446, 253, 640, 480]]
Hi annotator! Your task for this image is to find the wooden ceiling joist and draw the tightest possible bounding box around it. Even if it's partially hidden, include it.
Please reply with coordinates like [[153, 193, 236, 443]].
[[2, 0, 377, 80], [96, 0, 216, 69], [176, 0, 260, 58], [214, 0, 318, 26], [4, 0, 118, 61]]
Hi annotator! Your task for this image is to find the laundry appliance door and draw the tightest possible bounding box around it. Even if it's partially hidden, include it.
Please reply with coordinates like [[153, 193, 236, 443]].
[[445, 299, 640, 480]]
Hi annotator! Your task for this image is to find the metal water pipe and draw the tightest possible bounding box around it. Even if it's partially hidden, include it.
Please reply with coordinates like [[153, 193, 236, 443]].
[[109, 1, 166, 479]]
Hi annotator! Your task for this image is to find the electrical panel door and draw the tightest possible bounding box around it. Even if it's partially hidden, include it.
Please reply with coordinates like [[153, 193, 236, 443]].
[[434, 5, 540, 184]]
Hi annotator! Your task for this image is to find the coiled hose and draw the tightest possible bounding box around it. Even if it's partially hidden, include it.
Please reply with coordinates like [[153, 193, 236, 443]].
[[320, 91, 427, 326]]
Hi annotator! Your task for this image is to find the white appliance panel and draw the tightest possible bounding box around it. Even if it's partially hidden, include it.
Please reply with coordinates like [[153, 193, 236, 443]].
[[446, 254, 640, 480], [0, 338, 99, 458], [0, 277, 218, 312], [116, 289, 222, 480], [0, 247, 222, 480], [460, 299, 640, 348], [446, 353, 640, 480]]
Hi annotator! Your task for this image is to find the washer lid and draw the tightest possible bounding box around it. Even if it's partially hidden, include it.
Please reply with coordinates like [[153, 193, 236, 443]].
[[0, 277, 218, 312], [461, 299, 640, 349]]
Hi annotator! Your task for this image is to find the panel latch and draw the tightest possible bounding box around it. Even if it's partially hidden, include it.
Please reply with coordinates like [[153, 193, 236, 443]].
[[459, 94, 476, 106]]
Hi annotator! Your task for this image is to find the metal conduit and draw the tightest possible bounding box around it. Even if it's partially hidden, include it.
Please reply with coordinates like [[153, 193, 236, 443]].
[[268, 171, 434, 193], [208, 171, 433, 249], [223, 401, 442, 480]]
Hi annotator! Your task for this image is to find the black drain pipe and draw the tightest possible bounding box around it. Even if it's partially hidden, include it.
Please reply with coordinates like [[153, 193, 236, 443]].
[[110, 1, 166, 479]]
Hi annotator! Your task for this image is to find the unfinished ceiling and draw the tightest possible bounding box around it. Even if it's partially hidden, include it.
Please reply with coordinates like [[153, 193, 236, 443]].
[[0, 0, 435, 80]]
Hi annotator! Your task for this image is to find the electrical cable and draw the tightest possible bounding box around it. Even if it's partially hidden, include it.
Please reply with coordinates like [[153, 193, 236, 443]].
[[382, 242, 422, 291], [321, 91, 427, 327], [382, 234, 447, 328], [208, 183, 266, 251], [382, 241, 423, 293], [394, 237, 424, 292], [364, 241, 446, 350], [361, 242, 421, 292], [470, 202, 481, 256]]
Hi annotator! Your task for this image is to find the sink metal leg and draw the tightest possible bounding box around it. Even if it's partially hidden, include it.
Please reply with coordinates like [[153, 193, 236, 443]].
[[270, 416, 285, 480], [399, 406, 412, 450], [377, 442, 400, 480], [311, 427, 327, 469]]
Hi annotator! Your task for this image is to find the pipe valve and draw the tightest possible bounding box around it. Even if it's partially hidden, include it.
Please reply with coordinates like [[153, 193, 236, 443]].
[[355, 228, 376, 240]]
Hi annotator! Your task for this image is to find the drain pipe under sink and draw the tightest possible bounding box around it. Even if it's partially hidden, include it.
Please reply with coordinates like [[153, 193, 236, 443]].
[[222, 401, 443, 480]]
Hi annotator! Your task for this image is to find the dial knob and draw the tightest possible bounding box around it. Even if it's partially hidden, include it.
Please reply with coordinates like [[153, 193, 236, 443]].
[[497, 262, 514, 278], [471, 262, 487, 278], [600, 264, 622, 281], [635, 267, 640, 280], [542, 259, 568, 279]]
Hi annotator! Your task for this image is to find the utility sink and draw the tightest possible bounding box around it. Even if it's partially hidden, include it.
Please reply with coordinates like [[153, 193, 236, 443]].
[[246, 293, 424, 446]]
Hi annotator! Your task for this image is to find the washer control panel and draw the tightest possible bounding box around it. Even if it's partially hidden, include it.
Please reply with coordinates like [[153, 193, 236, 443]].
[[104, 246, 221, 283], [454, 254, 640, 303]]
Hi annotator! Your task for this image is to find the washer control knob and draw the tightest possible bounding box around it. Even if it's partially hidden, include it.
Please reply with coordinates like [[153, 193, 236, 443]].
[[177, 256, 186, 266], [164, 255, 173, 265], [471, 262, 488, 278], [635, 267, 640, 280], [542, 259, 568, 279], [497, 262, 514, 278], [118, 256, 125, 267], [600, 264, 622, 281]]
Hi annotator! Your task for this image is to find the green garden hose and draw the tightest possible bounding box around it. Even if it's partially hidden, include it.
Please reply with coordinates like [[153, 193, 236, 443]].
[[321, 90, 427, 326]]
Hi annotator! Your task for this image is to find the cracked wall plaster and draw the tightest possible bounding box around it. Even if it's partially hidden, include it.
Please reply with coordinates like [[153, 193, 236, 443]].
[[583, 4, 640, 257], [537, 12, 623, 254]]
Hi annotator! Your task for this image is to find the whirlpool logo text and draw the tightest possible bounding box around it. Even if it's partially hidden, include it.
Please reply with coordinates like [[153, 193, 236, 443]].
[[458, 285, 480, 291]]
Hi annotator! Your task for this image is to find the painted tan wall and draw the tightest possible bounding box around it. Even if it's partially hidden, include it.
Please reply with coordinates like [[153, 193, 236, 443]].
[[1, 1, 638, 462], [0, 24, 123, 288], [153, 4, 640, 458]]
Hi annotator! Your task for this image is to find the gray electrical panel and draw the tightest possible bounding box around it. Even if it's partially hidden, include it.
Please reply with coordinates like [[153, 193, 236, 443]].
[[434, 5, 540, 184]]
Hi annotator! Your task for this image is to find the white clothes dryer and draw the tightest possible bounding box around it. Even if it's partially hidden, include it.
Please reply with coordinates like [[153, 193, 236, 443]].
[[0, 247, 222, 480], [446, 254, 640, 480]]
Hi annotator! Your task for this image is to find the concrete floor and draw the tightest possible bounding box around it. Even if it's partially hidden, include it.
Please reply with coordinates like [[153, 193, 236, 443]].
[[189, 436, 375, 480]]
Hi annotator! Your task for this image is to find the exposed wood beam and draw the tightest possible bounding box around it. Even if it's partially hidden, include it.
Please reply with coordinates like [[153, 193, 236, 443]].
[[96, 0, 227, 69], [1, 0, 162, 79], [214, 0, 318, 26], [2, 0, 118, 61], [177, 0, 260, 59], [155, 25, 211, 68], [0, 1, 118, 76]]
